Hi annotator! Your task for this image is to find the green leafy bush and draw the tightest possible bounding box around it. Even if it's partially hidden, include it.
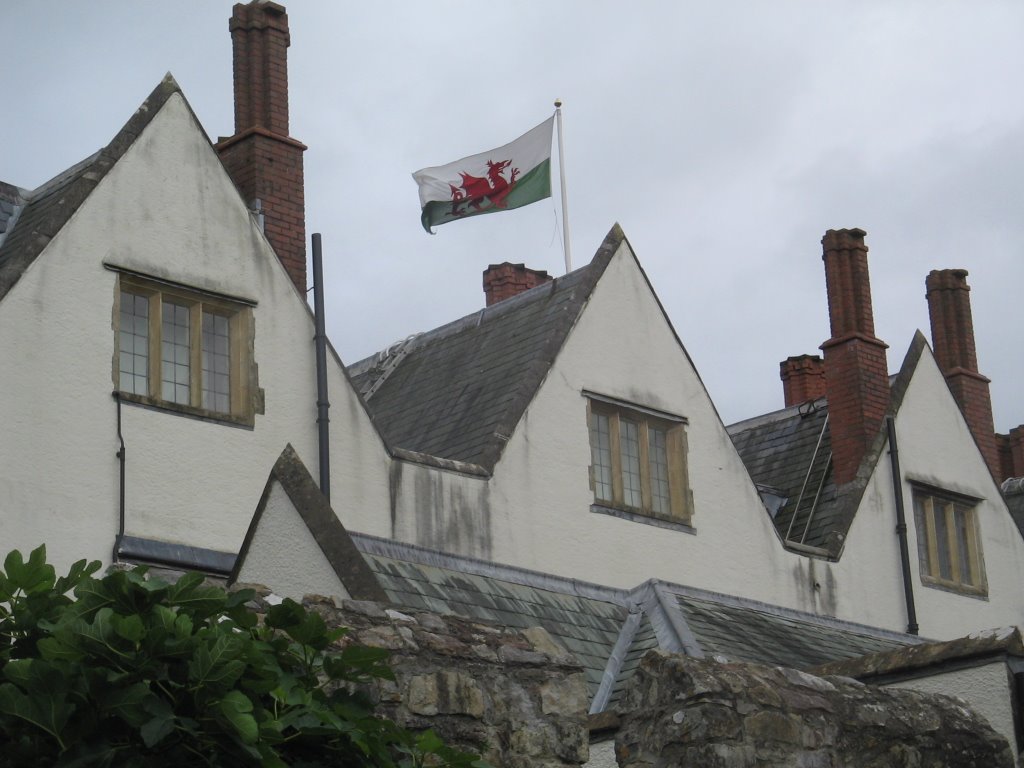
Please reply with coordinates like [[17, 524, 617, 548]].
[[0, 546, 485, 767]]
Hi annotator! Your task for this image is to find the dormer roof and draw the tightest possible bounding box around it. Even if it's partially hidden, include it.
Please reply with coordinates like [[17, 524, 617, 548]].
[[348, 225, 625, 472], [729, 331, 928, 556]]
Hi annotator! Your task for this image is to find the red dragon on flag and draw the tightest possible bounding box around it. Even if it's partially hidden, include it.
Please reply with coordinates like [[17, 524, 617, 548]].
[[413, 116, 553, 233], [447, 159, 520, 219]]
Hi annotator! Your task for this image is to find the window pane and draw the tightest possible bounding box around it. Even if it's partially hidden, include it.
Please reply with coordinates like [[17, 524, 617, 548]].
[[119, 290, 148, 395], [202, 311, 231, 412], [649, 426, 670, 515], [933, 502, 953, 581], [589, 413, 613, 502], [620, 420, 642, 508], [161, 300, 190, 405], [954, 505, 973, 585]]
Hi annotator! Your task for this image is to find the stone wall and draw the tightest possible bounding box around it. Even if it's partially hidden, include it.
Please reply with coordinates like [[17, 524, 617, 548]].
[[305, 597, 590, 768], [615, 650, 1014, 768]]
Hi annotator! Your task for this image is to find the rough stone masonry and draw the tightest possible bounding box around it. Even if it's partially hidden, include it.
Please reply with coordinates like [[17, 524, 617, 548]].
[[265, 592, 1013, 767], [614, 650, 1014, 768], [304, 596, 590, 768]]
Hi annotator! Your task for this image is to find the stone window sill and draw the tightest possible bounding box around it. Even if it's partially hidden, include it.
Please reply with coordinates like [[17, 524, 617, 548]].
[[920, 576, 988, 601], [117, 392, 254, 430], [590, 504, 695, 535]]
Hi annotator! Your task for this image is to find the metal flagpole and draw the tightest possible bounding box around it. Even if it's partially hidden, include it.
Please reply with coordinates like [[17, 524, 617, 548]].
[[554, 99, 572, 273]]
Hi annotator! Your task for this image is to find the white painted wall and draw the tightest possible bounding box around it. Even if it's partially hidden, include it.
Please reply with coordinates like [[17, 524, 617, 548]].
[[384, 240, 809, 607], [0, 91, 391, 574], [826, 346, 1024, 638], [235, 480, 350, 601], [382, 240, 1024, 638], [6, 85, 1022, 646], [888, 662, 1018, 760], [489, 242, 813, 604], [389, 460, 494, 561]]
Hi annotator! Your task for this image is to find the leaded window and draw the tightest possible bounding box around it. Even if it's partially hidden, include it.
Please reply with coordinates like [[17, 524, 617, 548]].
[[115, 275, 255, 424], [586, 395, 692, 523], [913, 488, 986, 596]]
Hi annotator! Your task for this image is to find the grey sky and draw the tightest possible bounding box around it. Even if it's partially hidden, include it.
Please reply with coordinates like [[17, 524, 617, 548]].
[[5, 1, 1023, 429]]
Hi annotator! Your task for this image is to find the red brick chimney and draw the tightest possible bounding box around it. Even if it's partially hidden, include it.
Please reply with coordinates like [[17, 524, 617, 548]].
[[998, 427, 1024, 481], [215, 1, 308, 293], [482, 263, 552, 306], [819, 228, 890, 486], [780, 355, 826, 407], [925, 269, 1000, 478]]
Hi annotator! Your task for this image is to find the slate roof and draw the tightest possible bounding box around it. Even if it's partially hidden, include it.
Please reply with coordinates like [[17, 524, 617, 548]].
[[0, 182, 27, 249], [347, 226, 625, 471], [670, 589, 913, 669], [728, 332, 927, 557], [346, 535, 919, 714], [728, 400, 838, 549], [230, 450, 922, 714], [0, 75, 183, 305], [350, 533, 630, 705], [610, 612, 658, 709]]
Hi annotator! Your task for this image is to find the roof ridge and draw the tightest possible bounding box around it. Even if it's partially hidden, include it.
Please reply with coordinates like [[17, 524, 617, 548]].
[[0, 74, 185, 304], [351, 224, 626, 471], [348, 257, 601, 378], [653, 578, 924, 644], [727, 398, 827, 433]]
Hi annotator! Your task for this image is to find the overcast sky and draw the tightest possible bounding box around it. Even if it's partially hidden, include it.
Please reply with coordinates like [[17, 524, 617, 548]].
[[5, 2, 1023, 430]]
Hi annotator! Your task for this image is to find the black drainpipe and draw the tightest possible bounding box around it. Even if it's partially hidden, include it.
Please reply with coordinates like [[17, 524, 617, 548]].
[[886, 415, 919, 635], [312, 233, 331, 502], [112, 391, 126, 563]]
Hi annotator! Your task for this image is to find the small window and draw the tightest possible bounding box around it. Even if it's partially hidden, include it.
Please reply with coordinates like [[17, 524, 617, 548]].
[[913, 488, 986, 596], [587, 396, 692, 523], [115, 276, 257, 425]]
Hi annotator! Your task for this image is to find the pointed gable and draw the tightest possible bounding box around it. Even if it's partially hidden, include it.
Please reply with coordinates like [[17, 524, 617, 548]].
[[0, 76, 183, 304], [231, 445, 388, 602], [348, 225, 625, 471], [729, 332, 929, 555]]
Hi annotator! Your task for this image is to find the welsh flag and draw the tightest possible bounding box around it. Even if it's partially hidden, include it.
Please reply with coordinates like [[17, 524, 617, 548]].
[[413, 117, 554, 233]]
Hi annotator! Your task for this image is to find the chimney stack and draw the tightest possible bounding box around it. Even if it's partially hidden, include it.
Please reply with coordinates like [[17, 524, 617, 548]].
[[819, 228, 890, 486], [482, 263, 552, 306], [926, 269, 999, 477], [998, 426, 1024, 481], [780, 355, 826, 407], [216, 1, 308, 293]]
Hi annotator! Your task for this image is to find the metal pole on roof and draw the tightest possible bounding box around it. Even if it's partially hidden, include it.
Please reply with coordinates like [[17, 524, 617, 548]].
[[555, 99, 572, 273], [312, 233, 331, 502]]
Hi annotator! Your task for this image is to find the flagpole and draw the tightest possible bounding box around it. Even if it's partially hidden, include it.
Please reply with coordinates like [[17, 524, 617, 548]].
[[554, 99, 572, 273]]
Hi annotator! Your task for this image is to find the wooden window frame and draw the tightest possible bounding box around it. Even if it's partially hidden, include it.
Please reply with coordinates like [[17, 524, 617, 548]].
[[114, 273, 258, 427], [912, 487, 987, 597], [586, 395, 693, 524]]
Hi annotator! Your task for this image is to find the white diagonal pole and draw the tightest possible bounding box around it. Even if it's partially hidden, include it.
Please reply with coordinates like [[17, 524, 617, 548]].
[[555, 99, 572, 273]]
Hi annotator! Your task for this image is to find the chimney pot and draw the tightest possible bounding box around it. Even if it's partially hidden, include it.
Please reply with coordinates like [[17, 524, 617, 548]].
[[821, 228, 874, 339]]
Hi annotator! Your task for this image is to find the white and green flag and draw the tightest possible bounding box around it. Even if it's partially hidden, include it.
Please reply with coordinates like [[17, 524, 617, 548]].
[[413, 117, 554, 233]]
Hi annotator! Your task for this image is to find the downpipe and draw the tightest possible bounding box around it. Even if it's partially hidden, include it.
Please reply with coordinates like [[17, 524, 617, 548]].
[[886, 415, 919, 635]]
